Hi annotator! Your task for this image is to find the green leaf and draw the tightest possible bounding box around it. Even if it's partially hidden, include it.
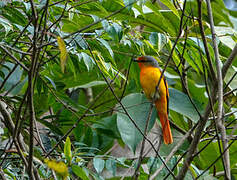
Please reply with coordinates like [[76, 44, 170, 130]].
[[68, 81, 106, 89], [123, 0, 136, 10], [93, 157, 105, 174], [214, 26, 236, 49], [117, 93, 156, 152], [3, 7, 27, 26], [57, 36, 68, 73], [224, 66, 237, 95], [64, 137, 72, 164], [71, 165, 89, 180], [105, 159, 116, 176], [0, 16, 12, 34], [102, 21, 123, 42], [78, 52, 94, 71], [97, 38, 114, 58], [169, 88, 200, 122], [74, 35, 88, 50], [197, 141, 223, 173], [159, 0, 180, 18], [1, 62, 23, 92], [92, 114, 121, 138], [149, 32, 168, 52]]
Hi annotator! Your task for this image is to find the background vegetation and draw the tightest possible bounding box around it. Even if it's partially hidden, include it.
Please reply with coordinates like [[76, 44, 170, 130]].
[[0, 0, 237, 179]]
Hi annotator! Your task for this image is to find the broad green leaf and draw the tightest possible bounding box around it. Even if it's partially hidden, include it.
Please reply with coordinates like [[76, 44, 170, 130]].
[[229, 141, 237, 168], [159, 129, 190, 156], [92, 115, 121, 138], [44, 76, 56, 90], [169, 88, 200, 122], [176, 43, 203, 73], [93, 157, 105, 174], [57, 36, 68, 73], [62, 14, 97, 33], [38, 118, 64, 135], [71, 165, 89, 180], [197, 141, 223, 173], [64, 137, 72, 164], [117, 93, 156, 152], [3, 7, 27, 26]]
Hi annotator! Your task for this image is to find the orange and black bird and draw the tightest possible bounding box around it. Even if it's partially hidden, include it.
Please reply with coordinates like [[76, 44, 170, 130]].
[[134, 56, 173, 144]]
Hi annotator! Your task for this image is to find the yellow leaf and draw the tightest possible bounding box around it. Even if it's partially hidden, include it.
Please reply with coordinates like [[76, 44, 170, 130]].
[[57, 36, 68, 73], [44, 159, 68, 179]]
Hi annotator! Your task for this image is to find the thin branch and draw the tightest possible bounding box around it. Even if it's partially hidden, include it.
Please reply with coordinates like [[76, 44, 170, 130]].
[[222, 43, 237, 78], [134, 103, 154, 179], [0, 46, 28, 71], [207, 0, 230, 178], [196, 0, 216, 81]]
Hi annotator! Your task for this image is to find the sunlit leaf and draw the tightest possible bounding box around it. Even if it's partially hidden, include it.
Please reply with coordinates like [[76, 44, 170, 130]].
[[64, 137, 72, 165], [44, 159, 68, 179], [57, 36, 68, 73]]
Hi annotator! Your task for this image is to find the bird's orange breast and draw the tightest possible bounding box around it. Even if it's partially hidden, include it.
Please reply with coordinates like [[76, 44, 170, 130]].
[[140, 66, 167, 100]]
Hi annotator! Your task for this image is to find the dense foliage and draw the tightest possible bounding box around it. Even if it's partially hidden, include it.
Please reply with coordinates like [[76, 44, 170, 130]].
[[0, 0, 236, 179]]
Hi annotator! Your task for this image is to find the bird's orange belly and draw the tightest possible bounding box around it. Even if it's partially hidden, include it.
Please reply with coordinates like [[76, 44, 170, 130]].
[[140, 67, 161, 100]]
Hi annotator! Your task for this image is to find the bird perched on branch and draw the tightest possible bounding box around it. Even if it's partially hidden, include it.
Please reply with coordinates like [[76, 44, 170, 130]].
[[133, 56, 173, 144]]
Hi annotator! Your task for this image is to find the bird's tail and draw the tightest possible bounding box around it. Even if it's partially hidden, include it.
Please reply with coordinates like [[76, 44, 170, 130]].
[[155, 102, 173, 144]]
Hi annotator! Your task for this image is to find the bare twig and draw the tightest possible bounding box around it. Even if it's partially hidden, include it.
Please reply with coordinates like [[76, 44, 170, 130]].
[[206, 0, 230, 178], [0, 46, 28, 71], [134, 103, 154, 179], [196, 0, 216, 82]]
